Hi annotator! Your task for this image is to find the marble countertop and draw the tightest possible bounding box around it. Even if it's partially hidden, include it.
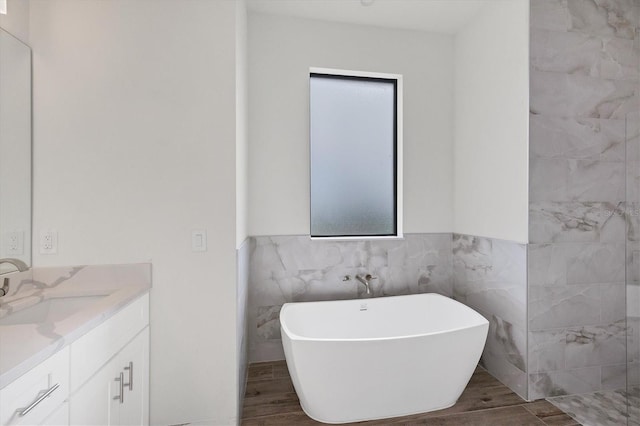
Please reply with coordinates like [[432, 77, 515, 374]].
[[0, 263, 151, 389]]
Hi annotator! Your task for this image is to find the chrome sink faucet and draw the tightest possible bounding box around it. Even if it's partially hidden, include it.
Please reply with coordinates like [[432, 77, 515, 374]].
[[0, 258, 29, 297], [355, 274, 377, 297]]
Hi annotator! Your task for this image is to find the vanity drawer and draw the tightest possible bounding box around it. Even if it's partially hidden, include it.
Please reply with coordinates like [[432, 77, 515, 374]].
[[70, 292, 149, 393], [0, 347, 69, 426]]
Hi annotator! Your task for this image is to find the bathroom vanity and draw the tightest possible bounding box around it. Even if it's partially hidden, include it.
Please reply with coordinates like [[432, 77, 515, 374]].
[[0, 264, 151, 425]]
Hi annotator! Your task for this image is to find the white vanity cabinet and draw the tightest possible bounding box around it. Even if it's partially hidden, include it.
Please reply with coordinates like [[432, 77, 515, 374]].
[[68, 328, 148, 425], [69, 293, 149, 426], [0, 292, 149, 426], [0, 348, 69, 425], [113, 328, 149, 425]]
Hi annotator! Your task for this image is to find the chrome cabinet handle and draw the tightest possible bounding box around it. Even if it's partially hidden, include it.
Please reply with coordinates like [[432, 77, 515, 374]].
[[124, 362, 133, 391], [113, 372, 124, 404], [19, 383, 60, 417]]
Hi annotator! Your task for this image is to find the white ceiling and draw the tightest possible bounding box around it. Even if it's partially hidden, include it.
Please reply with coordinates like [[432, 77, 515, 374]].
[[246, 0, 492, 35]]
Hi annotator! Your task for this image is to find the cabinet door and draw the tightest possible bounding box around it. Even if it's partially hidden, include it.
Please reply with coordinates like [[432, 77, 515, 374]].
[[40, 401, 68, 426], [70, 327, 149, 426], [69, 357, 121, 425], [117, 327, 149, 426]]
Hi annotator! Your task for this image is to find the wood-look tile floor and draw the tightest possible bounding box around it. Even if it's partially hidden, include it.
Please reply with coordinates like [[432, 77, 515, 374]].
[[241, 361, 582, 426]]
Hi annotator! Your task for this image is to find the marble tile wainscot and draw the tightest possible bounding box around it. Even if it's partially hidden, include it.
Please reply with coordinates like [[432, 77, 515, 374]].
[[237, 238, 251, 420], [452, 234, 529, 400], [247, 234, 453, 362]]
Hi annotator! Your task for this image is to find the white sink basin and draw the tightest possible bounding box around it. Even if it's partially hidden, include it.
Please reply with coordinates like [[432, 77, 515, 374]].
[[0, 295, 106, 326]]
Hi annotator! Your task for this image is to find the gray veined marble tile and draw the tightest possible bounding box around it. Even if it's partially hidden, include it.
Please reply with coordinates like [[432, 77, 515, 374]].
[[289, 268, 361, 303], [256, 305, 281, 341], [452, 235, 526, 285], [567, 159, 625, 201], [600, 35, 640, 79], [628, 281, 640, 316], [602, 363, 628, 389], [488, 239, 528, 284], [529, 201, 625, 243], [529, 367, 602, 399], [531, 0, 574, 32], [273, 236, 357, 271], [237, 239, 250, 382], [452, 234, 493, 283], [452, 234, 527, 399], [530, 158, 625, 202], [386, 233, 451, 268], [531, 70, 638, 119], [565, 322, 627, 369], [528, 242, 625, 286], [456, 283, 526, 330], [529, 329, 567, 373], [480, 346, 529, 400], [530, 115, 626, 161], [417, 265, 452, 297], [531, 0, 639, 39], [565, 243, 625, 284], [629, 233, 640, 283], [627, 162, 640, 203], [487, 314, 527, 372], [472, 307, 528, 399], [384, 264, 452, 298], [628, 316, 640, 363], [531, 29, 640, 81], [628, 362, 640, 386], [567, 0, 639, 40], [627, 112, 640, 163], [529, 284, 602, 330], [529, 158, 570, 201], [249, 340, 284, 363], [600, 283, 626, 323]]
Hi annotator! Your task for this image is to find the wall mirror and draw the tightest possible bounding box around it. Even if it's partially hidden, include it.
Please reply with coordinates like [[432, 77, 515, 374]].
[[0, 27, 31, 273]]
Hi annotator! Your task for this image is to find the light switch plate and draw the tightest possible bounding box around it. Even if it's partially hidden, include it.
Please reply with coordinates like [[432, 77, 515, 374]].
[[192, 230, 207, 252]]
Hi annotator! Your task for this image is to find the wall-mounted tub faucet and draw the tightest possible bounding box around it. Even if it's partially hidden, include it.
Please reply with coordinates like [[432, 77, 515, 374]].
[[355, 274, 377, 297], [0, 258, 29, 297]]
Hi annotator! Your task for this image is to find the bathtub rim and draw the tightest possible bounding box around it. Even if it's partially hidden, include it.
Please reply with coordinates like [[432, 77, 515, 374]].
[[279, 293, 489, 343]]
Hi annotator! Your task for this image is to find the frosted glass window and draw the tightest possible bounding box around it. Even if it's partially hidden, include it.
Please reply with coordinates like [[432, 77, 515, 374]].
[[310, 72, 398, 237]]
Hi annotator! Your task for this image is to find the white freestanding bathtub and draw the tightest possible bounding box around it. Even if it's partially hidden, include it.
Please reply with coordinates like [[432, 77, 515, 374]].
[[280, 293, 489, 424]]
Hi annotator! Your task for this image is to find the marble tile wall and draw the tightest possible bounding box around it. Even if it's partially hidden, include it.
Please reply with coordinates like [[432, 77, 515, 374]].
[[627, 108, 640, 423], [452, 234, 528, 399], [236, 238, 250, 418], [247, 233, 453, 362], [529, 0, 638, 400]]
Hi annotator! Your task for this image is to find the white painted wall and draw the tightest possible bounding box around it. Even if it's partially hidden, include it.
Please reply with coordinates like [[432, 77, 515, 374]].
[[0, 0, 29, 43], [29, 1, 243, 424], [237, 1, 249, 248], [248, 13, 454, 236], [453, 0, 529, 243]]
